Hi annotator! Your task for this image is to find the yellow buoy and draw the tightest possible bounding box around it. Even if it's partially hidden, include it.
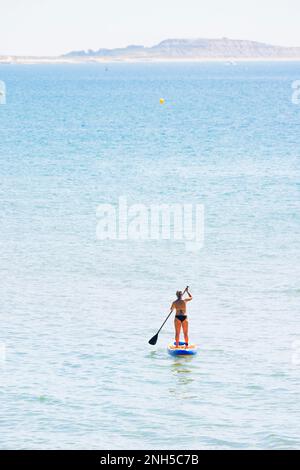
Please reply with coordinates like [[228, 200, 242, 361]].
[[160, 98, 165, 104]]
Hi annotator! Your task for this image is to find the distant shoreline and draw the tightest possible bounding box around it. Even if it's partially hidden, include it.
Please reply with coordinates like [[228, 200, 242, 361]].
[[1, 57, 300, 65], [3, 37, 300, 64]]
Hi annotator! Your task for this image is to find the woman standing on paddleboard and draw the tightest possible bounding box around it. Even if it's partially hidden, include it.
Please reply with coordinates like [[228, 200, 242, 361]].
[[170, 287, 193, 348]]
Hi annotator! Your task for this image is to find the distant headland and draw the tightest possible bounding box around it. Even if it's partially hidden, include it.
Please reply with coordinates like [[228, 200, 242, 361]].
[[1, 38, 300, 64]]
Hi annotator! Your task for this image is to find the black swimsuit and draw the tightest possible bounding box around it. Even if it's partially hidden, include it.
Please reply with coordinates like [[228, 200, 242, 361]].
[[176, 314, 187, 323]]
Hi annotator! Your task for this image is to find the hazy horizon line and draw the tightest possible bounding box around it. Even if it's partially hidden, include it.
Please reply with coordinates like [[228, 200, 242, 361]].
[[1, 36, 300, 58]]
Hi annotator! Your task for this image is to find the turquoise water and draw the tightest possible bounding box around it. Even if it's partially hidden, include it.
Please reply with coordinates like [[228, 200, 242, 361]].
[[0, 62, 300, 449]]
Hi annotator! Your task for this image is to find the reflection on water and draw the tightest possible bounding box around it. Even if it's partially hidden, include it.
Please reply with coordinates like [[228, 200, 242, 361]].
[[146, 351, 158, 360], [169, 357, 195, 394]]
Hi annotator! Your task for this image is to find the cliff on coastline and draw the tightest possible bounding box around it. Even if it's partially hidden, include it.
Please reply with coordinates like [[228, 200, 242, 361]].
[[64, 38, 300, 60], [2, 38, 300, 63]]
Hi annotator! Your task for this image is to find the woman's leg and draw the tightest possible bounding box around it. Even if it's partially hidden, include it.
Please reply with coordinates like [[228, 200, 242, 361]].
[[182, 320, 189, 347], [174, 319, 181, 347]]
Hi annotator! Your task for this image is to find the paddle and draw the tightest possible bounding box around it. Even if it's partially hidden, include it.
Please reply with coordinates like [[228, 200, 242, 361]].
[[148, 287, 188, 346]]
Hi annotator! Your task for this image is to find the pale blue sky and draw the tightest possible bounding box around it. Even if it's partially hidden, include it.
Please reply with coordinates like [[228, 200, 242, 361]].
[[1, 0, 299, 56]]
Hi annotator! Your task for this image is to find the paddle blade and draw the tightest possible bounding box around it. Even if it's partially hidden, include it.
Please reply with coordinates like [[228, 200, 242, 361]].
[[148, 334, 158, 346]]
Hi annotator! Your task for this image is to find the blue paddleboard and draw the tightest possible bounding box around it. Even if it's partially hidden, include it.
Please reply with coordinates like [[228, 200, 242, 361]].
[[167, 342, 197, 357]]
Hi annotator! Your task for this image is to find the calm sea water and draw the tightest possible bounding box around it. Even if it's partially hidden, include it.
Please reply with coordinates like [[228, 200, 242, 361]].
[[0, 62, 300, 450]]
